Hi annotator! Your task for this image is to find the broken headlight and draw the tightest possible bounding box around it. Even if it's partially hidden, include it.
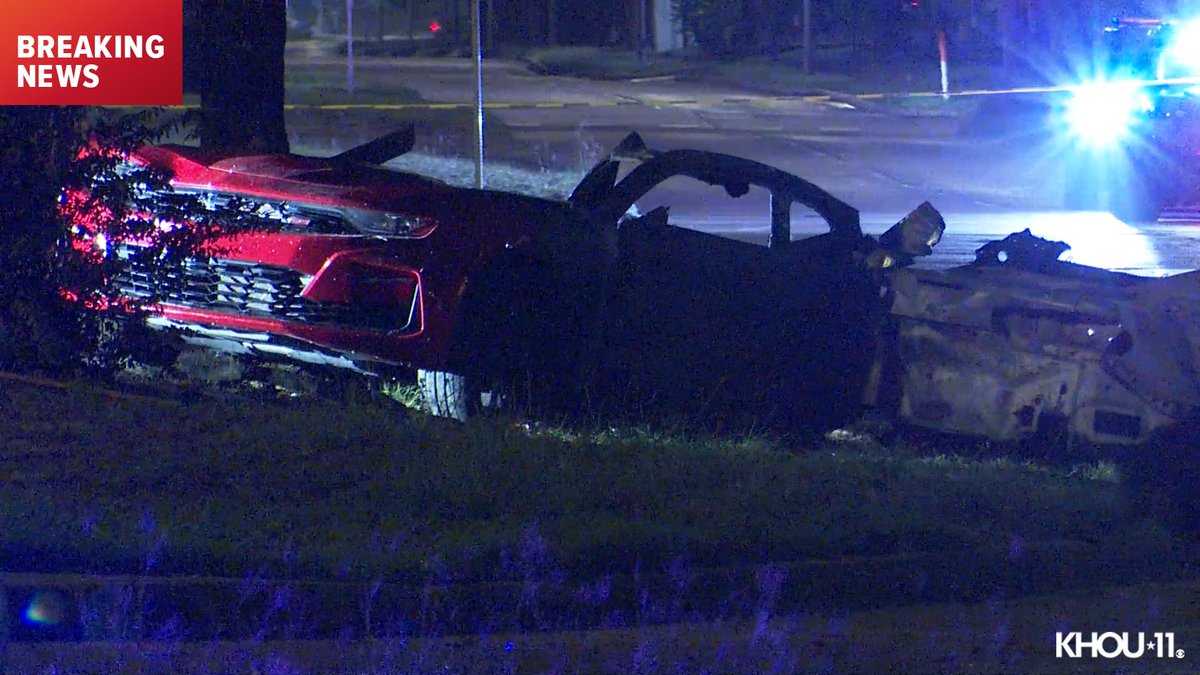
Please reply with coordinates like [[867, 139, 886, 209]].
[[342, 208, 437, 238]]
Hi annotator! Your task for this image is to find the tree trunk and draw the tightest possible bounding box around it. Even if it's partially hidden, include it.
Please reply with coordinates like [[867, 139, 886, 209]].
[[198, 0, 289, 154], [0, 108, 89, 371]]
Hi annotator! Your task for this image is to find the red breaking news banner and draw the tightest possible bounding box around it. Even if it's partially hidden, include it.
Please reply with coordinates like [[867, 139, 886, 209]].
[[1, 0, 182, 106]]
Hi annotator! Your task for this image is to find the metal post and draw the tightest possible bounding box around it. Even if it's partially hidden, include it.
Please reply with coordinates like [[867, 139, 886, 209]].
[[472, 0, 484, 188], [802, 0, 812, 75], [938, 29, 949, 99], [346, 0, 355, 93]]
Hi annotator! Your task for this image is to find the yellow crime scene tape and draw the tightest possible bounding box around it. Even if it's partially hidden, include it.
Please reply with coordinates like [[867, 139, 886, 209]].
[[115, 77, 1200, 111]]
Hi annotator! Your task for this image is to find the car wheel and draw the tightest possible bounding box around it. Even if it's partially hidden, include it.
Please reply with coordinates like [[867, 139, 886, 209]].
[[447, 252, 606, 418], [417, 369, 477, 422]]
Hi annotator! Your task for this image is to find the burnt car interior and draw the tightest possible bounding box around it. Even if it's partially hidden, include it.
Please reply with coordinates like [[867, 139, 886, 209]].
[[544, 133, 889, 430]]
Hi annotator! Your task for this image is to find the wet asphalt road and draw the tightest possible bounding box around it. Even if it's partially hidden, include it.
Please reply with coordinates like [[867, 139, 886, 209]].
[[500, 125, 1200, 277], [544, 125, 1200, 276], [709, 208, 1200, 276], [285, 57, 1200, 277], [488, 111, 1200, 277]]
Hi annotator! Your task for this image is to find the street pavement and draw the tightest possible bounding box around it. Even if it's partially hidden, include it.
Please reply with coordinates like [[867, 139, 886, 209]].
[[283, 56, 1200, 277]]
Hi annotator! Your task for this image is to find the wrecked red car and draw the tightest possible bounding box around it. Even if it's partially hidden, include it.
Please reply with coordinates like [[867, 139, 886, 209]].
[[66, 127, 620, 418], [64, 127, 1200, 466], [65, 130, 886, 427], [63, 128, 1199, 525]]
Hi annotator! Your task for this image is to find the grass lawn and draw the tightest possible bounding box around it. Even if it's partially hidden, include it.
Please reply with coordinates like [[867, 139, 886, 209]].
[[10, 578, 1199, 673], [0, 374, 1192, 671], [0, 375, 1166, 588]]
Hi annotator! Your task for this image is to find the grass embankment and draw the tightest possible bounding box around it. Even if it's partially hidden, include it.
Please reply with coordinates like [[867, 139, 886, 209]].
[[0, 376, 1159, 586]]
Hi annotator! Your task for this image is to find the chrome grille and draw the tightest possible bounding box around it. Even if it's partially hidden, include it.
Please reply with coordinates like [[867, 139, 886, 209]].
[[111, 245, 417, 332], [113, 247, 309, 318]]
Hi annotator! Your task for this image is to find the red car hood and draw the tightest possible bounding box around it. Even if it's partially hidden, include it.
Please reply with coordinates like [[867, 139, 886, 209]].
[[136, 144, 456, 210]]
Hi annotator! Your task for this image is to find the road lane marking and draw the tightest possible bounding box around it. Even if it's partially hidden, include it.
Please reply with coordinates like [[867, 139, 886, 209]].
[[111, 75, 1200, 112]]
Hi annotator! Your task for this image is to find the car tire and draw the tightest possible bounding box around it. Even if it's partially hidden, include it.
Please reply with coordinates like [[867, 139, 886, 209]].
[[446, 251, 606, 419], [417, 368, 476, 422]]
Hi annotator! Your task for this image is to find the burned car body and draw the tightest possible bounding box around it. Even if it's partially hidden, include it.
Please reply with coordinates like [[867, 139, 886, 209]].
[[575, 138, 885, 430], [879, 229, 1200, 447]]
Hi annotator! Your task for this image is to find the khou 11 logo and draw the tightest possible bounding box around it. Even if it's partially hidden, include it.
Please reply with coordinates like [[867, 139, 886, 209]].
[[1056, 632, 1185, 659]]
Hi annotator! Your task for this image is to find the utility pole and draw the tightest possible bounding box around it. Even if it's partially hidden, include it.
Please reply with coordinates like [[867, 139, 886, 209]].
[[345, 0, 355, 93], [472, 0, 484, 188]]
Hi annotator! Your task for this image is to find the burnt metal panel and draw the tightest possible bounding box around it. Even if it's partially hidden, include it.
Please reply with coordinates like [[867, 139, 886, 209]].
[[885, 244, 1200, 445]]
